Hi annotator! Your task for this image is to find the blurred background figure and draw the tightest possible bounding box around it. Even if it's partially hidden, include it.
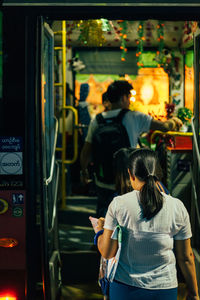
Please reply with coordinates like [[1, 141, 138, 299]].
[[77, 83, 91, 145], [71, 83, 94, 195]]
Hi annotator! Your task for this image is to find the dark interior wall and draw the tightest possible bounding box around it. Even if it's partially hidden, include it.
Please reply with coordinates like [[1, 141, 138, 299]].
[[3, 0, 200, 4], [3, 2, 200, 20], [77, 48, 138, 75], [2, 13, 26, 133]]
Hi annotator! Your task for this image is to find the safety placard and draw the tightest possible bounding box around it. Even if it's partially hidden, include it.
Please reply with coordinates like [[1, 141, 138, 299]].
[[0, 137, 23, 175]]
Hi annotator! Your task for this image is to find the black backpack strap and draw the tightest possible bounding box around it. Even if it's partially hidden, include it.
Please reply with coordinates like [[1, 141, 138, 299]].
[[116, 109, 130, 122], [96, 109, 129, 124], [96, 113, 106, 124]]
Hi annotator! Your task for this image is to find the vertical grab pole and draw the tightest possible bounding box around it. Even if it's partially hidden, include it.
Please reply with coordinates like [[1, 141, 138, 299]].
[[61, 20, 67, 209]]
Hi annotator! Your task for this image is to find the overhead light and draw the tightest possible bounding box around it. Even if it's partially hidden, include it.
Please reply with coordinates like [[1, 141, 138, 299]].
[[130, 96, 136, 102], [131, 89, 136, 96]]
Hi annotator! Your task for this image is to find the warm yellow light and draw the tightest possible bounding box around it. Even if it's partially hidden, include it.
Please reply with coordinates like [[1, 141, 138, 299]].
[[131, 89, 136, 96], [130, 96, 136, 102], [96, 19, 102, 25], [0, 296, 16, 300], [140, 83, 154, 104]]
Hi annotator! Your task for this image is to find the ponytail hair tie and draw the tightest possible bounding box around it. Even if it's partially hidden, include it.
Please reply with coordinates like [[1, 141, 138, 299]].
[[147, 174, 153, 178], [147, 174, 158, 181]]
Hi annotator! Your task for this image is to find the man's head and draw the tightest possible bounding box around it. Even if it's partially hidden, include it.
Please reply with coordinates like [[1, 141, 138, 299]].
[[102, 91, 111, 111], [106, 80, 133, 109]]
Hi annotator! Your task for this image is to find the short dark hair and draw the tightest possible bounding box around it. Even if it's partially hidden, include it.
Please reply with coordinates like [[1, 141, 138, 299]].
[[102, 92, 108, 103], [106, 80, 133, 103]]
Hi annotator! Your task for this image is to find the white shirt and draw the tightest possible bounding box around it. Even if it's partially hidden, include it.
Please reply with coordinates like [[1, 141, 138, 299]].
[[85, 109, 152, 189], [85, 109, 152, 147], [104, 190, 192, 289]]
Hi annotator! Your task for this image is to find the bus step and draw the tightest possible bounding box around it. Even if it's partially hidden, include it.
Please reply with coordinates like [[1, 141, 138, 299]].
[[59, 196, 97, 227], [60, 250, 100, 284]]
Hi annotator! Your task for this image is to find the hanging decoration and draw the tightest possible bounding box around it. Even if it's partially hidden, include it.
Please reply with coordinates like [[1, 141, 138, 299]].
[[165, 103, 175, 119], [145, 21, 154, 47], [136, 21, 145, 67], [154, 21, 165, 67], [76, 20, 106, 47], [153, 21, 180, 79], [66, 21, 77, 49], [182, 21, 198, 46], [157, 22, 165, 55], [154, 48, 176, 77], [109, 21, 121, 43], [117, 20, 128, 61], [101, 18, 111, 32]]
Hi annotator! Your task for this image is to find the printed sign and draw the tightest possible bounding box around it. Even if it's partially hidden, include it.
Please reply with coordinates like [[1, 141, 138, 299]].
[[12, 193, 24, 205], [0, 137, 23, 152], [0, 136, 23, 175], [12, 206, 23, 217]]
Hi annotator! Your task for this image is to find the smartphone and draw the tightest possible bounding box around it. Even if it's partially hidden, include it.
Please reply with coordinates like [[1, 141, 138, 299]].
[[89, 216, 99, 233]]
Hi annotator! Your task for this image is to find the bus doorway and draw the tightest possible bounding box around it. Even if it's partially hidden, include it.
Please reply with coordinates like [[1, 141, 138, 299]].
[[1, 2, 200, 299]]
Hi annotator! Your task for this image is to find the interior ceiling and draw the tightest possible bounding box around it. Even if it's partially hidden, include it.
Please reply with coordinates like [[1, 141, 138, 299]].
[[52, 20, 193, 49]]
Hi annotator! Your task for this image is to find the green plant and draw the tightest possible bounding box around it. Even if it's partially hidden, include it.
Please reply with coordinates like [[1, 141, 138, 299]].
[[177, 107, 193, 126]]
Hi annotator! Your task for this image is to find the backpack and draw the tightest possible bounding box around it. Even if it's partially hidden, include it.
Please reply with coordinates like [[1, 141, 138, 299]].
[[92, 109, 130, 184]]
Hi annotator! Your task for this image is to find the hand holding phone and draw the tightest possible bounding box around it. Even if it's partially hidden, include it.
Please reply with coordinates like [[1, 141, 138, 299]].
[[89, 216, 99, 233]]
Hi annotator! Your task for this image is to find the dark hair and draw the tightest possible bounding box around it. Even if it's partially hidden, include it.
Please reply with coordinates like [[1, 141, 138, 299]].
[[102, 92, 108, 103], [106, 80, 133, 103], [128, 148, 163, 220], [79, 83, 89, 102], [113, 147, 133, 195]]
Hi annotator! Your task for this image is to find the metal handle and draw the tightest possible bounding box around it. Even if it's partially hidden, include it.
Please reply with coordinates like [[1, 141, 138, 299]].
[[48, 161, 60, 232], [190, 166, 200, 228], [191, 117, 200, 170], [45, 116, 58, 185]]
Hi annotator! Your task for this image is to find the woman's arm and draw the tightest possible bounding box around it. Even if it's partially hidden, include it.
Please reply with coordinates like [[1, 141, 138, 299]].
[[175, 239, 199, 300], [97, 218, 118, 259]]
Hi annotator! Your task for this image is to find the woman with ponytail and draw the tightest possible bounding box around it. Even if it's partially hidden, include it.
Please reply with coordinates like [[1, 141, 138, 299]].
[[96, 148, 199, 300]]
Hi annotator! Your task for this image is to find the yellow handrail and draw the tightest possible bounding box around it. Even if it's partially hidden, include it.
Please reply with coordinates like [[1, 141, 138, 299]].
[[61, 20, 67, 209], [55, 106, 78, 163], [54, 21, 79, 209]]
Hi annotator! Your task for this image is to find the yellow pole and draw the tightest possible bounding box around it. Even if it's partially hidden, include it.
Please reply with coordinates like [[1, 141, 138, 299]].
[[61, 20, 67, 209]]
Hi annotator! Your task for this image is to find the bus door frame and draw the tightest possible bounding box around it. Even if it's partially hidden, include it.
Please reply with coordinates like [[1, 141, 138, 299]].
[[36, 16, 61, 300], [193, 29, 200, 250]]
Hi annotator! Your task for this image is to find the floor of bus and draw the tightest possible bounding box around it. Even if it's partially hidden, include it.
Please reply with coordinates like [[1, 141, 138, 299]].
[[58, 193, 102, 300], [61, 281, 102, 300], [60, 283, 188, 300], [58, 193, 188, 300]]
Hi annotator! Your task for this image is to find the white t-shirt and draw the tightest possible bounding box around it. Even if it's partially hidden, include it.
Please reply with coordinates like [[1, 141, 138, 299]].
[[104, 190, 192, 289], [85, 109, 152, 147], [85, 109, 152, 189]]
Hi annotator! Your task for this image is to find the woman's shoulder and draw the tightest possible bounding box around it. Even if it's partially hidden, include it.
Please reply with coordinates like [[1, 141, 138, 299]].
[[113, 190, 138, 206], [162, 193, 188, 213]]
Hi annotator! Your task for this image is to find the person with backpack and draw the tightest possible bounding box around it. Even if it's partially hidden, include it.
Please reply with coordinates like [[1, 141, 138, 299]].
[[80, 80, 182, 217]]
